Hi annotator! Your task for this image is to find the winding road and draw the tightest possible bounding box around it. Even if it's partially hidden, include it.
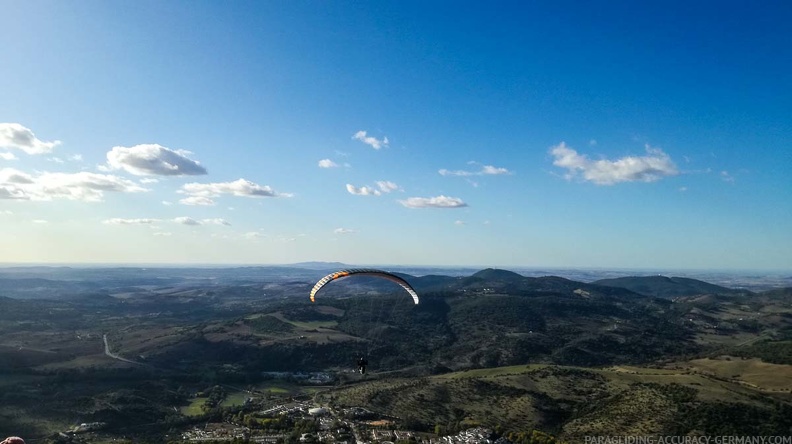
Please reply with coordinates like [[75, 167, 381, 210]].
[[103, 334, 143, 365]]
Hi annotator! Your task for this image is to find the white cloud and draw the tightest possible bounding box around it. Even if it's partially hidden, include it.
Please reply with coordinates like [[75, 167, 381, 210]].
[[0, 188, 24, 199], [346, 183, 381, 196], [318, 159, 339, 168], [48, 157, 65, 164], [153, 232, 172, 237], [0, 123, 61, 154], [0, 169, 147, 201], [168, 217, 230, 226], [103, 218, 160, 225], [69, 154, 83, 162], [244, 232, 262, 239], [0, 152, 18, 160], [352, 130, 389, 150], [589, 139, 598, 146], [179, 196, 215, 206], [454, 220, 465, 225], [0, 168, 35, 184], [376, 181, 400, 193], [549, 142, 678, 185], [439, 164, 512, 176], [1, 210, 13, 215], [179, 179, 286, 206], [33, 219, 48, 224], [481, 165, 510, 175], [106, 144, 207, 176], [140, 178, 159, 184], [399, 195, 468, 209], [679, 187, 688, 192], [202, 218, 231, 226], [162, 200, 173, 206], [173, 217, 201, 226], [721, 171, 735, 182], [334, 227, 355, 234]]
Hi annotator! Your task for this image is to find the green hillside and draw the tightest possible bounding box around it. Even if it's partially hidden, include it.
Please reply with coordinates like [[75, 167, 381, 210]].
[[320, 362, 792, 441]]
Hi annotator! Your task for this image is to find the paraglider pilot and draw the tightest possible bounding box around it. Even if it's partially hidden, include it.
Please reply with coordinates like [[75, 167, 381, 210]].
[[357, 356, 368, 374]]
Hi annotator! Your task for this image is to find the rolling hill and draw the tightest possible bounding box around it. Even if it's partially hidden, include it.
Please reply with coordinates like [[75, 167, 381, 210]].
[[592, 275, 749, 298]]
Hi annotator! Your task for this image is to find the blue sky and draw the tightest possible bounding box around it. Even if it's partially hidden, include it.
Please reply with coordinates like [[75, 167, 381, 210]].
[[1, 1, 790, 269]]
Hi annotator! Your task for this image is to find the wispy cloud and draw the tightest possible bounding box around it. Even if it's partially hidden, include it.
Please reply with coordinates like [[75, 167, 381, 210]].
[[202, 218, 231, 226], [173, 217, 200, 226], [346, 184, 381, 196], [399, 195, 468, 209], [352, 130, 388, 150], [346, 181, 400, 196], [439, 163, 512, 177], [179, 196, 215, 206], [153, 231, 172, 236], [140, 178, 159, 184], [720, 171, 735, 183], [549, 142, 678, 185], [243, 232, 263, 239], [106, 144, 207, 176], [0, 123, 61, 155], [0, 168, 147, 201], [170, 217, 231, 226], [318, 159, 339, 168], [103, 218, 160, 225], [334, 227, 356, 234], [454, 220, 465, 225], [32, 219, 48, 224], [0, 152, 18, 160], [179, 178, 289, 206], [375, 181, 400, 193]]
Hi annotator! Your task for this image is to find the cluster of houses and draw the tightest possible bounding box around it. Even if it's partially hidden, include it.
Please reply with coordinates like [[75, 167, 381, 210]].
[[426, 428, 498, 444], [181, 423, 254, 442], [370, 429, 416, 443], [179, 384, 500, 444], [259, 400, 316, 416]]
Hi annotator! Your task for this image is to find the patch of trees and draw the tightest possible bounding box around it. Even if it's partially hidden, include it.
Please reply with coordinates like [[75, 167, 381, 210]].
[[502, 429, 561, 444], [247, 315, 294, 333], [731, 340, 792, 364], [672, 401, 792, 435]]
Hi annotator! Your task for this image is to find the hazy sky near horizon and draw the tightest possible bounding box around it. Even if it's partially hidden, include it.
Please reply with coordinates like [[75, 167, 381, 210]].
[[1, 1, 790, 269]]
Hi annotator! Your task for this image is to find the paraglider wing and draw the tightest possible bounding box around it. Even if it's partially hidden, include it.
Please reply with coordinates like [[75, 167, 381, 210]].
[[309, 269, 419, 304]]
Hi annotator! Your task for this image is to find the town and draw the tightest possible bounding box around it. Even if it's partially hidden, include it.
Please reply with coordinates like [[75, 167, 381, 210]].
[[179, 395, 499, 444]]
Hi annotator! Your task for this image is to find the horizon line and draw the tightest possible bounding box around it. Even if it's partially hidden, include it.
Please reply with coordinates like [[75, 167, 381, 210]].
[[0, 261, 789, 274]]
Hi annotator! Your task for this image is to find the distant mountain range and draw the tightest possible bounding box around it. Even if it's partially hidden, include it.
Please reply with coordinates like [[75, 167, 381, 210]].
[[1, 264, 789, 300], [286, 261, 350, 270]]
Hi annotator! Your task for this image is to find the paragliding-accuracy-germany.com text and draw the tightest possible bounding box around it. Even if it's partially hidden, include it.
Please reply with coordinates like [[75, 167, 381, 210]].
[[584, 437, 792, 444]]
